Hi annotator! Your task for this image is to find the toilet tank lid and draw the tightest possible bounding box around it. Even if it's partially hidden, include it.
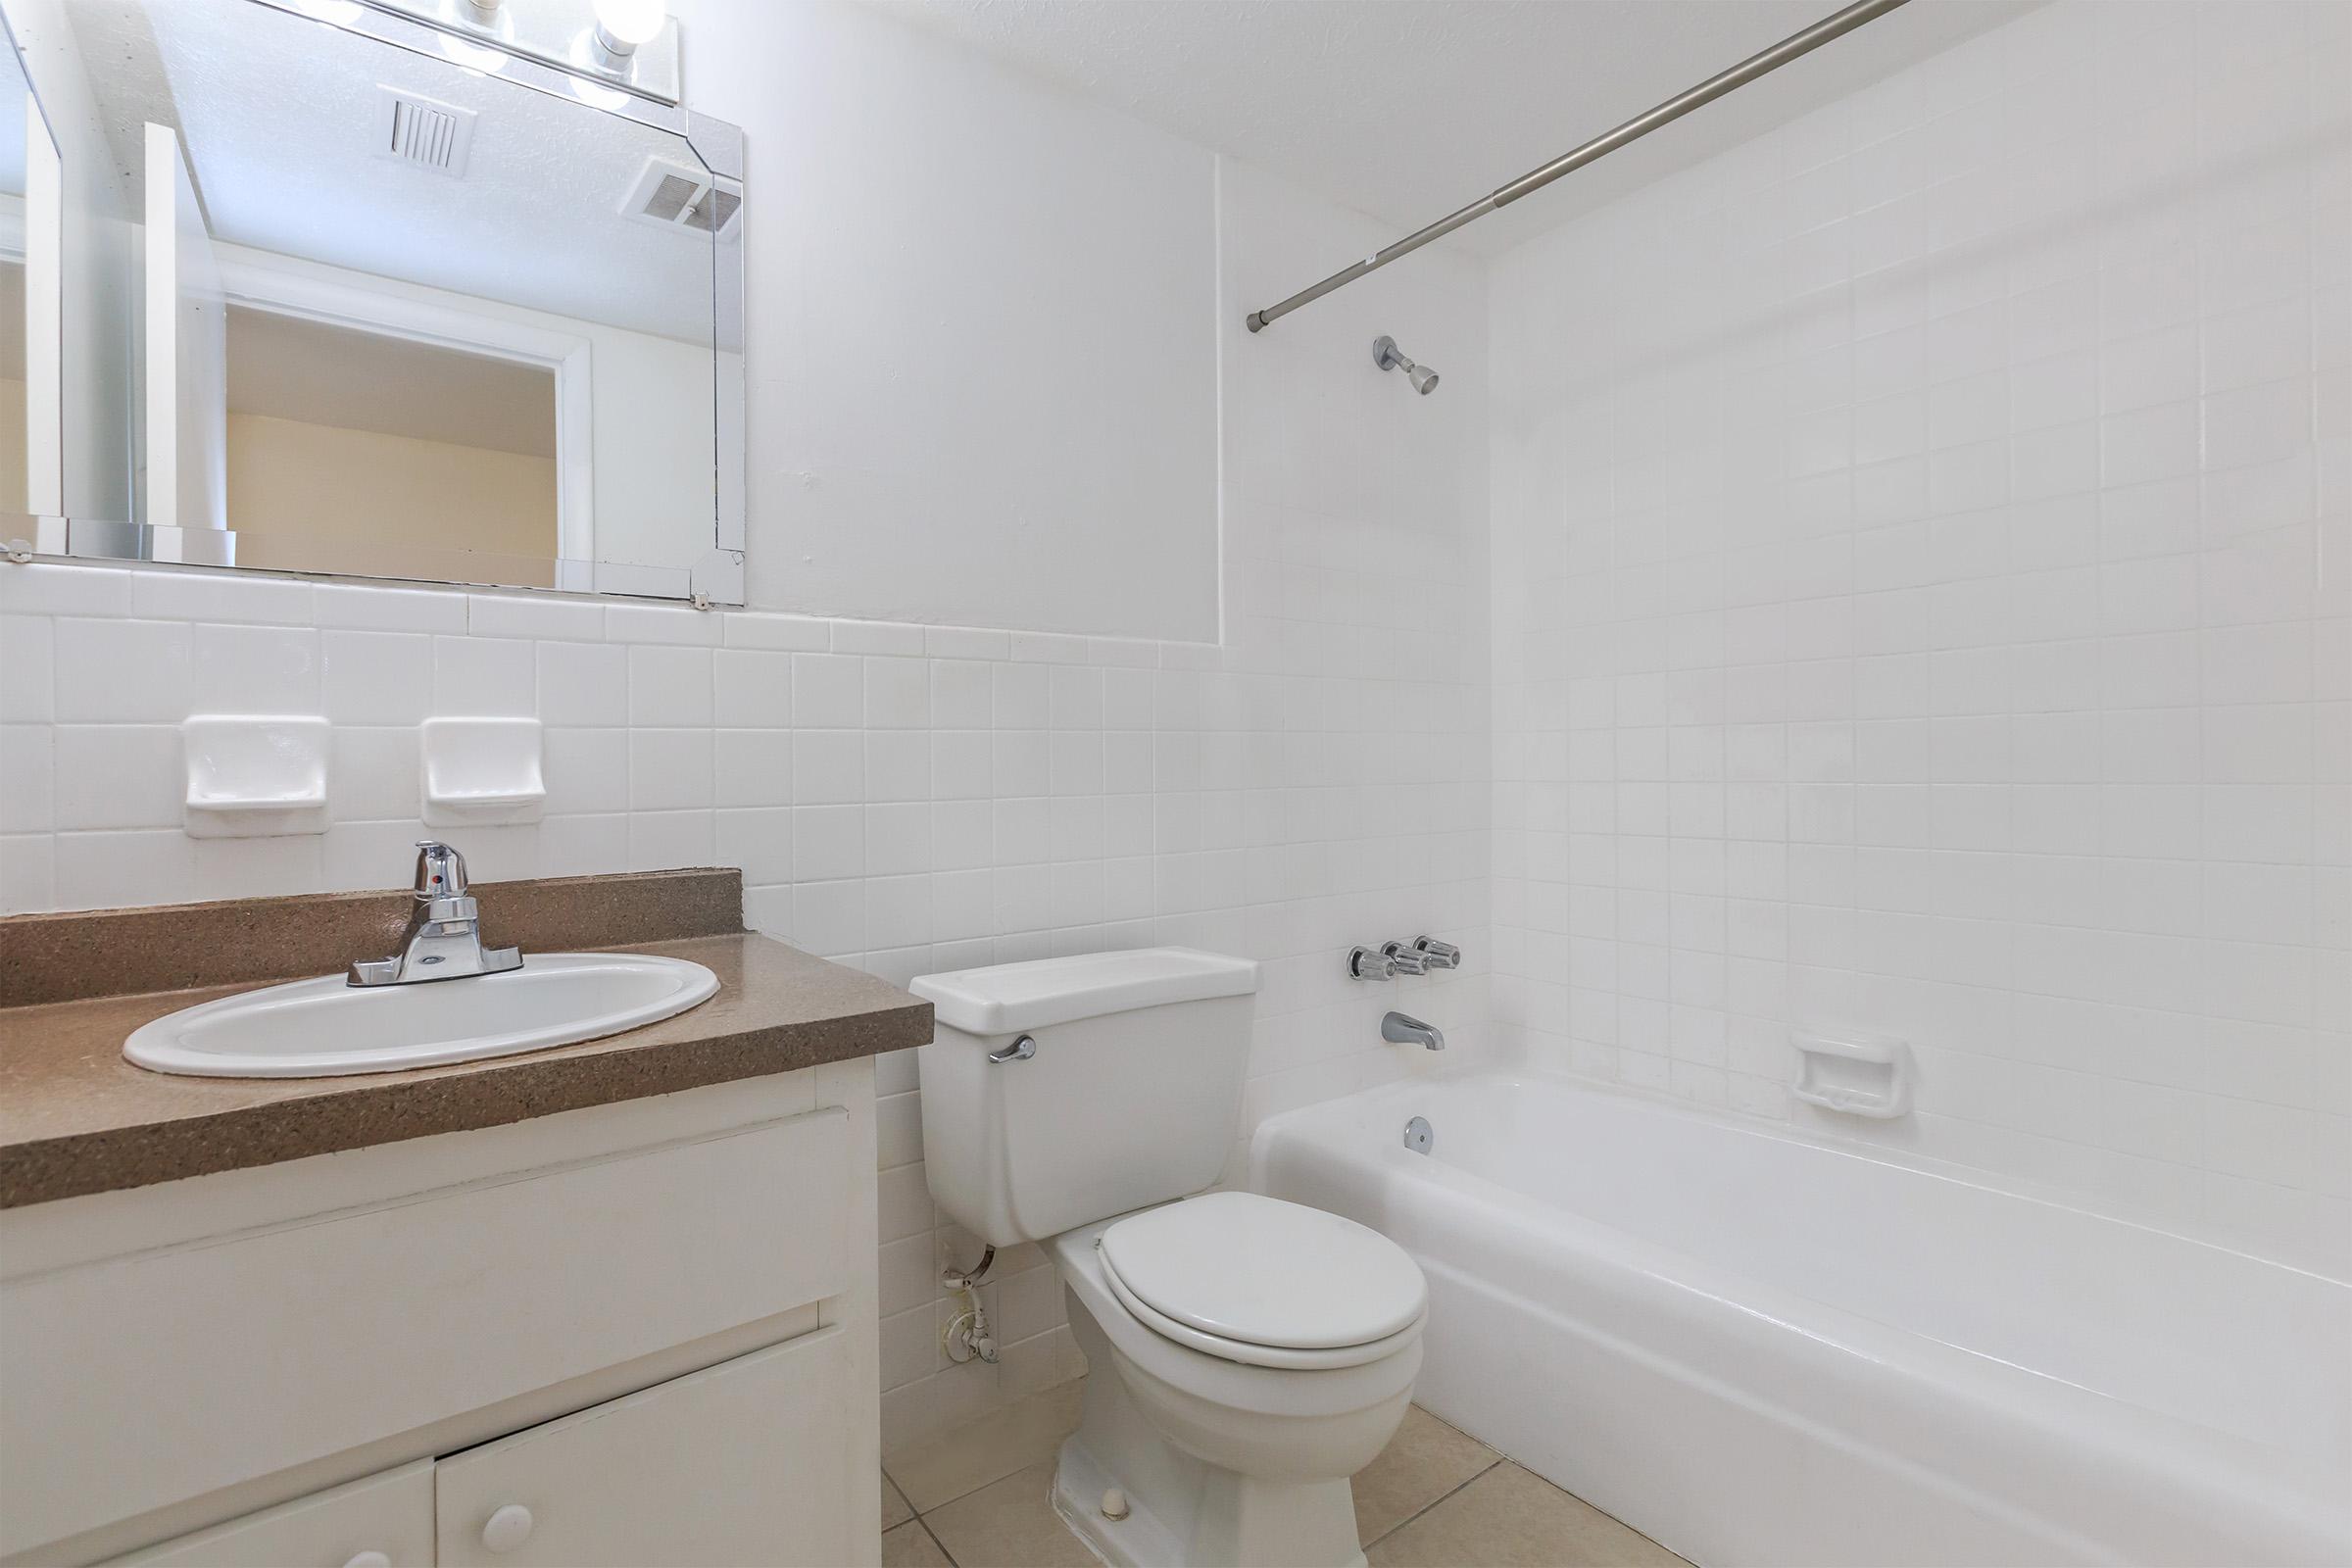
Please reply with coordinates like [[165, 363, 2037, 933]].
[[911, 947, 1259, 1035]]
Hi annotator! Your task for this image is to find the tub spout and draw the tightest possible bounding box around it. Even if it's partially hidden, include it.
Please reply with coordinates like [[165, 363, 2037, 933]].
[[1383, 1010, 1445, 1051]]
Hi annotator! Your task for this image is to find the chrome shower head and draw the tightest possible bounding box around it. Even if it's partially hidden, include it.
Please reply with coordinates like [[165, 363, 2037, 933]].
[[1373, 335, 1439, 395]]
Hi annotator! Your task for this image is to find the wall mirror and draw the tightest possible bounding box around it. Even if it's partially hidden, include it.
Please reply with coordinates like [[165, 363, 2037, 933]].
[[1, 7, 62, 518], [10, 0, 743, 603]]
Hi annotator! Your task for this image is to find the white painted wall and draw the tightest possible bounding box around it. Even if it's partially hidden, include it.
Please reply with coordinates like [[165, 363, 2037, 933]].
[[1488, 0, 2350, 1273], [669, 0, 1224, 642]]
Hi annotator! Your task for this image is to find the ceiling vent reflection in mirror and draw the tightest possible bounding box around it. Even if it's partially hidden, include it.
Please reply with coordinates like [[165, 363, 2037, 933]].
[[620, 157, 741, 239], [378, 85, 476, 177]]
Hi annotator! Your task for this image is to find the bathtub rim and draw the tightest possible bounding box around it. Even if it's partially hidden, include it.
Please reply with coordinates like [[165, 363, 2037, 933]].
[[1255, 1064, 2350, 1290], [1250, 1065, 2352, 1563]]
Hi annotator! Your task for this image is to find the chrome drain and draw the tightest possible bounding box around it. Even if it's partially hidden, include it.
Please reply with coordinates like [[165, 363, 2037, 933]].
[[1402, 1115, 1433, 1154]]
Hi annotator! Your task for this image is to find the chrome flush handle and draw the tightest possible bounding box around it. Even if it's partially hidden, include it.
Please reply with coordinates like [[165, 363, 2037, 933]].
[[987, 1034, 1037, 1063]]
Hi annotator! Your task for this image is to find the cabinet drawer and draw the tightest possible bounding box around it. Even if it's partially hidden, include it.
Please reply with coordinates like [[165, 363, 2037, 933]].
[[3, 1109, 849, 1556], [435, 1326, 857, 1568], [105, 1461, 432, 1568]]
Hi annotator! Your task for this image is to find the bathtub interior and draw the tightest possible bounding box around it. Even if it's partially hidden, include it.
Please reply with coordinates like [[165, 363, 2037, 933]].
[[1273, 1072, 2351, 1460]]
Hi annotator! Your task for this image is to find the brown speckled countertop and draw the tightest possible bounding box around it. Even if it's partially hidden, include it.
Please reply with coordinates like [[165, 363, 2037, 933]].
[[0, 872, 930, 1208]]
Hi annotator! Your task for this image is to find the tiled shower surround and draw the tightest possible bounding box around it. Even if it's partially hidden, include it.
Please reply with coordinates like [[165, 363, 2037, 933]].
[[1489, 0, 2349, 1269]]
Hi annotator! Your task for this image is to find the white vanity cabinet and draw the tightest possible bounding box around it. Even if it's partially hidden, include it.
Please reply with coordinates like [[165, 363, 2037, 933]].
[[107, 1462, 434, 1568], [0, 1062, 881, 1568], [112, 1329, 856, 1568], [431, 1327, 854, 1567]]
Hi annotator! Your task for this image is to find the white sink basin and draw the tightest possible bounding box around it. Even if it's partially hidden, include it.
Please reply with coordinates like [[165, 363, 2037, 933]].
[[123, 954, 720, 1078]]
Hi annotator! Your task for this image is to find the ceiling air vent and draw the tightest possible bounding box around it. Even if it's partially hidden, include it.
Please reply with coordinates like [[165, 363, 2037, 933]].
[[620, 158, 743, 240], [683, 185, 741, 235], [377, 85, 476, 178]]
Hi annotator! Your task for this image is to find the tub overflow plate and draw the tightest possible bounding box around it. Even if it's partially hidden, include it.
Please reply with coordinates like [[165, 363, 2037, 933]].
[[1402, 1115, 1433, 1154]]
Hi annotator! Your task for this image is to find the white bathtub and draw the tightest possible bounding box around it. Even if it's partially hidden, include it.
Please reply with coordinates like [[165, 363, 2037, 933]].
[[1251, 1071, 2351, 1568]]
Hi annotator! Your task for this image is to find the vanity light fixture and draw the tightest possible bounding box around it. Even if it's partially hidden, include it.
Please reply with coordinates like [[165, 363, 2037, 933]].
[[592, 0, 664, 58], [353, 0, 682, 107]]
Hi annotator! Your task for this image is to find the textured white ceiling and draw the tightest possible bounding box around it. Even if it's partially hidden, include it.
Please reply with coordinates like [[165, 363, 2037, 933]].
[[66, 0, 717, 341], [878, 0, 2036, 259]]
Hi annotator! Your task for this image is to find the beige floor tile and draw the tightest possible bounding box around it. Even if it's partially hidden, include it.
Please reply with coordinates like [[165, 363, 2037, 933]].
[[885, 1378, 1086, 1512], [919, 1459, 1100, 1568], [1365, 1462, 1689, 1568], [883, 1470, 916, 1532], [881, 1520, 954, 1567], [1353, 1404, 1504, 1545]]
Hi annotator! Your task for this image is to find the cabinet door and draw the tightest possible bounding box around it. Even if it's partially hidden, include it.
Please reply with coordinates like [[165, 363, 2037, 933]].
[[434, 1326, 856, 1568], [106, 1460, 432, 1568]]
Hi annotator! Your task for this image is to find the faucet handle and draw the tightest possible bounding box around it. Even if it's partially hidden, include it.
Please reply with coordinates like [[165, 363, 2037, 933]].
[[1411, 935, 1462, 970], [413, 840, 468, 900], [1348, 946, 1396, 981], [1381, 940, 1431, 976]]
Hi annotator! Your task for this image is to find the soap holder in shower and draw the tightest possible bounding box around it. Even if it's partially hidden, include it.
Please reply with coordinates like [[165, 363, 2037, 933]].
[[181, 715, 330, 839], [1792, 1031, 1913, 1119], [421, 717, 546, 827]]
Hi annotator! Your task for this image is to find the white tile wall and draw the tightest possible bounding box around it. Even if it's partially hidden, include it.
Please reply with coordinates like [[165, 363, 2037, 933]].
[[0, 161, 1490, 1450], [1488, 0, 2350, 1271]]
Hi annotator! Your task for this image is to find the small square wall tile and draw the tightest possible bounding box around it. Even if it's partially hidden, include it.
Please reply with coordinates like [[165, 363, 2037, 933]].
[[536, 641, 629, 727], [322, 631, 432, 725], [432, 636, 536, 717], [713, 728, 792, 808], [51, 725, 180, 832], [54, 619, 190, 723], [194, 623, 322, 711], [0, 724, 54, 833], [627, 729, 715, 811], [866, 659, 931, 728], [629, 645, 715, 727], [714, 650, 793, 727], [0, 617, 54, 722], [794, 655, 864, 728]]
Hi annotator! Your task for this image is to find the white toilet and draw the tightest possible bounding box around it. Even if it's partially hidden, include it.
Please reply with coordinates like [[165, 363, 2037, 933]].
[[911, 948, 1426, 1568]]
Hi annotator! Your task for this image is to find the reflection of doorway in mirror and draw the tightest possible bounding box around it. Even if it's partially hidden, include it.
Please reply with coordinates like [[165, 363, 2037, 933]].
[[224, 307, 562, 586]]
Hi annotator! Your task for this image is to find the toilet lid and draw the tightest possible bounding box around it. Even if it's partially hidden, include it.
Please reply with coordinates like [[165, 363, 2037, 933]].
[[1098, 1192, 1426, 1350]]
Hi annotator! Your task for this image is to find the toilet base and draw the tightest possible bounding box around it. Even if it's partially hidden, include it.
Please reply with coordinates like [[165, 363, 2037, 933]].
[[1055, 1300, 1373, 1568]]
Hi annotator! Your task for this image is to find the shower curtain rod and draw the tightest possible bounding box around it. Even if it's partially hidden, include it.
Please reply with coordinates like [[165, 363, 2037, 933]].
[[1243, 0, 1911, 333]]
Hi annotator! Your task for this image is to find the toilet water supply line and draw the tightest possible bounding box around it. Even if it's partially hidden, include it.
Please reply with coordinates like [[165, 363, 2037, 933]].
[[941, 1245, 1000, 1364]]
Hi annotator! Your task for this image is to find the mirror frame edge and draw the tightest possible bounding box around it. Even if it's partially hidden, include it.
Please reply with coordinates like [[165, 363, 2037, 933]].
[[23, 0, 750, 610]]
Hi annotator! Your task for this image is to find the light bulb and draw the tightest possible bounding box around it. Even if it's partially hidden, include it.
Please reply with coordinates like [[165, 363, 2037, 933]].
[[592, 0, 664, 56]]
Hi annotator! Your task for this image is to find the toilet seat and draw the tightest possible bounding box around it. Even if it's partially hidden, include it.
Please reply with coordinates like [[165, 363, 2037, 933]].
[[1096, 1192, 1426, 1371]]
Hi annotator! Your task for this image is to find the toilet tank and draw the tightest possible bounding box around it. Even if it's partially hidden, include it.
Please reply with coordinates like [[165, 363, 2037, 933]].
[[910, 948, 1259, 1246]]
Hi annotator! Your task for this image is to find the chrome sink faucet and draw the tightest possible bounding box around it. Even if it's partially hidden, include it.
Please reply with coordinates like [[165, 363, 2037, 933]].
[[1383, 1010, 1446, 1052], [348, 842, 523, 987]]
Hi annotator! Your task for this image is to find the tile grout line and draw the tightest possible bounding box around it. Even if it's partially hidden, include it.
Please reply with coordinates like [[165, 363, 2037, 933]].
[[1359, 1452, 1506, 1553], [916, 1512, 960, 1567]]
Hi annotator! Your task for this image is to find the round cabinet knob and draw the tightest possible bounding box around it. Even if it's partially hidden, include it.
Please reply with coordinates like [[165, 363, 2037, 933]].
[[343, 1554, 392, 1568], [481, 1503, 535, 1554]]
